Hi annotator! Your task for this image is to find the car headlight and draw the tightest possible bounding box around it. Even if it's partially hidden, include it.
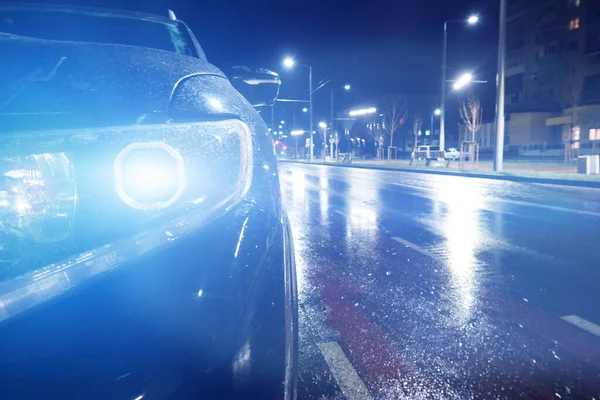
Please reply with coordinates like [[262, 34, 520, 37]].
[[0, 119, 252, 322], [1, 152, 76, 243], [114, 142, 187, 211]]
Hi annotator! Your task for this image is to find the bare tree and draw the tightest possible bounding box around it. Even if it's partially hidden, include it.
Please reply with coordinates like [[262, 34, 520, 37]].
[[460, 96, 483, 142], [383, 95, 408, 148], [413, 115, 423, 152], [459, 96, 482, 166], [554, 62, 583, 162]]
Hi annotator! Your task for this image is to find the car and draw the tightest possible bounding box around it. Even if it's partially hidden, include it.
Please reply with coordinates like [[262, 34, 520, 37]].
[[411, 145, 443, 160], [445, 148, 461, 160], [0, 5, 297, 400]]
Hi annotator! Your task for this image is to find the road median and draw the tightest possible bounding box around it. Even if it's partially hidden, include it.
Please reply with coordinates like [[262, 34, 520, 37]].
[[278, 159, 600, 188]]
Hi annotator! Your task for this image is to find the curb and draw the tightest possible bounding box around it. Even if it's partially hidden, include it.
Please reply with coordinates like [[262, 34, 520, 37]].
[[278, 159, 600, 189]]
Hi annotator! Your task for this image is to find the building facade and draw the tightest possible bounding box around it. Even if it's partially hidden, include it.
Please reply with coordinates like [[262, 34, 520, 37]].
[[505, 0, 600, 152]]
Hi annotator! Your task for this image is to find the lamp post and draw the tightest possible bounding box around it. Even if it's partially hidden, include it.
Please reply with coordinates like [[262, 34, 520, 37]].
[[494, 0, 507, 172], [330, 84, 351, 144], [432, 108, 441, 145], [283, 57, 314, 160], [440, 14, 479, 152]]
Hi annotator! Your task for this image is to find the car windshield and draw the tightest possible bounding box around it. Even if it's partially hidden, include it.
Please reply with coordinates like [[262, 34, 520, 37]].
[[0, 9, 198, 57]]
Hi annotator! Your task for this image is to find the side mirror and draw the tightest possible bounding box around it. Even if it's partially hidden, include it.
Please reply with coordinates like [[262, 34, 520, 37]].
[[230, 66, 281, 107]]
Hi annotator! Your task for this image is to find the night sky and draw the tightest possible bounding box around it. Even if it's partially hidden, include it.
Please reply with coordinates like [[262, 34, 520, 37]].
[[38, 0, 501, 125], [168, 0, 499, 125]]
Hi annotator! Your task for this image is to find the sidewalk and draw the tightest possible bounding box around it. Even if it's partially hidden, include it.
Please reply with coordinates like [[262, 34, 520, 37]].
[[278, 158, 600, 188]]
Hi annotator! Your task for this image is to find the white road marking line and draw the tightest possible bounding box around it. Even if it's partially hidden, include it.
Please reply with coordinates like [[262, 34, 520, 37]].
[[391, 237, 439, 261], [317, 342, 373, 400], [560, 315, 600, 336]]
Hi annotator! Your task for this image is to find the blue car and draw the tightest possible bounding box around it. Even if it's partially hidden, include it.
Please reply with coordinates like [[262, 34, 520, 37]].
[[0, 5, 297, 399]]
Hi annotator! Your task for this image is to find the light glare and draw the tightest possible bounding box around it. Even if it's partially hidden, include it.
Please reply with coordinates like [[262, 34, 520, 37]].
[[348, 107, 377, 117], [453, 73, 473, 90], [283, 57, 295, 68], [114, 142, 186, 211]]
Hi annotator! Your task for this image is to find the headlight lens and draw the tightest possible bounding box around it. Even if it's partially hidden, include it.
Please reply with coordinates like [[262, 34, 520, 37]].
[[0, 119, 252, 321], [114, 142, 186, 211], [0, 152, 76, 243]]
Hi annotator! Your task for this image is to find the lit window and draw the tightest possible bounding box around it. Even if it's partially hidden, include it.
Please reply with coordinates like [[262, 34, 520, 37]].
[[591, 129, 599, 141], [572, 126, 581, 141], [568, 0, 581, 8], [569, 17, 580, 30]]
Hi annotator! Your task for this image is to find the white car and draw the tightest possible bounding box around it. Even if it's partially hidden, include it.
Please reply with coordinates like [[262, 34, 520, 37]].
[[445, 148, 460, 160], [412, 145, 439, 160]]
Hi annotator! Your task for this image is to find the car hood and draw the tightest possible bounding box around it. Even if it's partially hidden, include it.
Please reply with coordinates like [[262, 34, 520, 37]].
[[0, 33, 227, 131]]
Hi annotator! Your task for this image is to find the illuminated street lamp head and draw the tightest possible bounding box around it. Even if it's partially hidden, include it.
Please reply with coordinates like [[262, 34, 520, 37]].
[[453, 73, 473, 91], [467, 15, 479, 25], [302, 107, 308, 113], [348, 107, 377, 117], [434, 108, 442, 116], [283, 57, 295, 68], [344, 84, 351, 91], [280, 120, 285, 124], [319, 121, 327, 129]]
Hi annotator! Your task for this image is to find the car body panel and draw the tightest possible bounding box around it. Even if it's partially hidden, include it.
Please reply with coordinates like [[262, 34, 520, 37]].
[[0, 202, 294, 399], [0, 6, 296, 399]]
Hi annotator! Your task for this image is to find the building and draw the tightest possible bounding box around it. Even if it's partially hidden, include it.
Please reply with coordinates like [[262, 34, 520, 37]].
[[459, 121, 496, 151], [504, 0, 600, 154]]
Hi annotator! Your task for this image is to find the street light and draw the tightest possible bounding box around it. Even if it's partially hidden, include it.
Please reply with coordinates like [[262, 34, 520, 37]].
[[283, 57, 295, 68], [330, 84, 351, 141], [283, 56, 314, 160], [280, 120, 285, 125], [319, 121, 327, 129], [440, 14, 479, 152], [302, 107, 308, 113], [348, 107, 377, 117], [453, 73, 473, 90], [467, 15, 479, 25], [434, 108, 441, 116]]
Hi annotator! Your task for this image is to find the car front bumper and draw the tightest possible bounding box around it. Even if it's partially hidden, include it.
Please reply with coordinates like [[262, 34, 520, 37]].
[[0, 201, 297, 400]]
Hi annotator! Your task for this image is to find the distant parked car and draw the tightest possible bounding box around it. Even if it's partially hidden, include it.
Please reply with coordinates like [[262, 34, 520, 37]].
[[411, 145, 443, 161], [445, 148, 461, 160]]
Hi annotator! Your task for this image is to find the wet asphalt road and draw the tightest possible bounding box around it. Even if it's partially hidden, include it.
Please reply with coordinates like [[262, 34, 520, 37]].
[[279, 162, 600, 400]]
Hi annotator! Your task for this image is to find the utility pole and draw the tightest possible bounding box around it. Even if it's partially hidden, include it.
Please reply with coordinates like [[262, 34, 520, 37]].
[[431, 113, 434, 145], [271, 103, 275, 134], [330, 89, 334, 146], [309, 66, 314, 161], [494, 0, 507, 172], [440, 21, 448, 152]]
